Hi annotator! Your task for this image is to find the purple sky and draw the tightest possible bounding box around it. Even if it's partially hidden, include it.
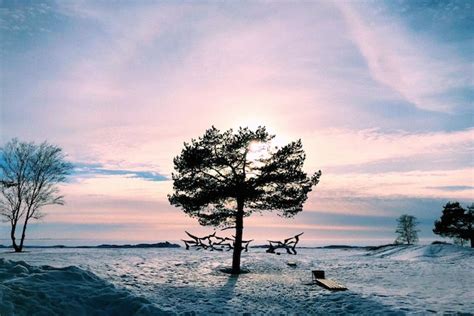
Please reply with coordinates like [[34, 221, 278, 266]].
[[0, 0, 472, 246]]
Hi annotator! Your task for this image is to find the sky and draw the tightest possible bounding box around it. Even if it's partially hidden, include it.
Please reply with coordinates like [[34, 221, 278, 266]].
[[0, 0, 473, 246]]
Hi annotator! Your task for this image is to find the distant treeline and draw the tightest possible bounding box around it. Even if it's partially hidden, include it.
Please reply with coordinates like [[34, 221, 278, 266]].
[[0, 241, 181, 249]]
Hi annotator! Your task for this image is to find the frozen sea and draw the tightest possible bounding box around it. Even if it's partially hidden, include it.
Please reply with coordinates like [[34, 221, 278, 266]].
[[1, 244, 473, 315]]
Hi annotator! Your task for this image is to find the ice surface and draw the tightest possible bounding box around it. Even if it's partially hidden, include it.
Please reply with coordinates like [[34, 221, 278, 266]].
[[0, 244, 472, 315]]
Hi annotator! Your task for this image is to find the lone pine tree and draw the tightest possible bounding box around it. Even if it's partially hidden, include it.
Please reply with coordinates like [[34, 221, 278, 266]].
[[433, 202, 473, 248], [169, 126, 321, 274]]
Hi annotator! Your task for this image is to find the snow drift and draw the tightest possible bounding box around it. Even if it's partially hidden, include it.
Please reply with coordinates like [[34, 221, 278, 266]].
[[0, 258, 169, 316], [366, 243, 474, 261]]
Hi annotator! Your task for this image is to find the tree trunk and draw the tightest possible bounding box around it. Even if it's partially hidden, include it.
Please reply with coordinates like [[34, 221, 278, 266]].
[[11, 223, 21, 252], [18, 218, 30, 252], [231, 200, 244, 274]]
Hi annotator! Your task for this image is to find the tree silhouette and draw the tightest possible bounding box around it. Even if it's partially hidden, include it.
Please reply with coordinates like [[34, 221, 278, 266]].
[[169, 126, 321, 274], [433, 202, 473, 248], [394, 214, 419, 245], [0, 139, 72, 252]]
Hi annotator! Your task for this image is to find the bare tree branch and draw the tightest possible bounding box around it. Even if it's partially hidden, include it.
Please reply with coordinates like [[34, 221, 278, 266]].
[[182, 231, 253, 252], [266, 232, 303, 255]]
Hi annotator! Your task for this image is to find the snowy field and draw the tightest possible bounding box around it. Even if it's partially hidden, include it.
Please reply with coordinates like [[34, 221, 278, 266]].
[[1, 244, 473, 315]]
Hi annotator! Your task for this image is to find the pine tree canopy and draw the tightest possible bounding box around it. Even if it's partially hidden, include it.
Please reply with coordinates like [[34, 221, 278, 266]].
[[433, 202, 473, 242], [168, 126, 321, 228]]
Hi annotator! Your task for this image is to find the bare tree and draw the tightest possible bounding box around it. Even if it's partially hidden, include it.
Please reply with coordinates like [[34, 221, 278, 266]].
[[0, 139, 72, 252], [395, 214, 419, 245]]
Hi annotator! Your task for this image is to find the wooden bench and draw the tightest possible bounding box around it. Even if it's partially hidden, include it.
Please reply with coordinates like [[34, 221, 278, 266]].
[[312, 270, 347, 291]]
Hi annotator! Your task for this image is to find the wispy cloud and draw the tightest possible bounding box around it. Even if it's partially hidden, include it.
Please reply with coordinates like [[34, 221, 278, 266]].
[[303, 128, 473, 169], [337, 2, 473, 113], [427, 185, 474, 192], [318, 168, 473, 200], [73, 162, 168, 182]]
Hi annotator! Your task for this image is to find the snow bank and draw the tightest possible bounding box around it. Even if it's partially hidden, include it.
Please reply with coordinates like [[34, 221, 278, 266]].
[[367, 243, 474, 261], [0, 258, 169, 316]]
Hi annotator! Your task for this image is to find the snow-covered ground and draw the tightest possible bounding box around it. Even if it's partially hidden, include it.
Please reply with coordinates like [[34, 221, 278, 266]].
[[1, 244, 473, 315]]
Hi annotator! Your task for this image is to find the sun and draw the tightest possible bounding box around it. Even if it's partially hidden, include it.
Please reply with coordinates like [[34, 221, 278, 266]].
[[247, 141, 270, 164]]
